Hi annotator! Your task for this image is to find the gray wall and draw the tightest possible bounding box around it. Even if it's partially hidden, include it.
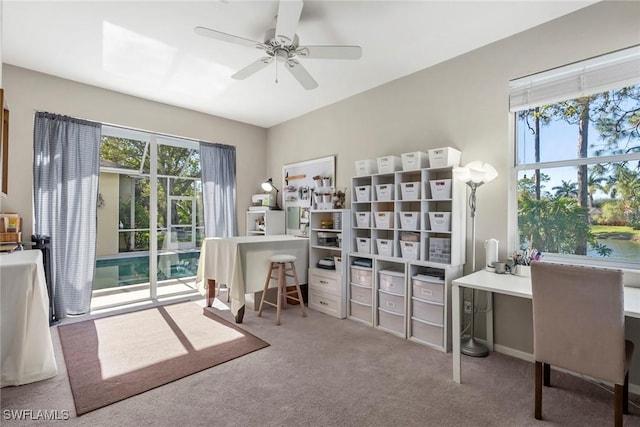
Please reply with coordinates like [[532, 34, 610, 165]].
[[266, 1, 640, 384], [1, 65, 267, 237]]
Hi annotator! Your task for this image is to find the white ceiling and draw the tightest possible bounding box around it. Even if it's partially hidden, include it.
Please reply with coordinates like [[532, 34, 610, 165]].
[[2, 0, 596, 128]]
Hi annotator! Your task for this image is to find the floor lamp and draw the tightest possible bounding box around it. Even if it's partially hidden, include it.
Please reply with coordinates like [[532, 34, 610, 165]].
[[454, 161, 498, 357]]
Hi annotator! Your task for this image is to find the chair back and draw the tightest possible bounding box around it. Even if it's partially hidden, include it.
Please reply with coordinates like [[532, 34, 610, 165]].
[[531, 262, 626, 384]]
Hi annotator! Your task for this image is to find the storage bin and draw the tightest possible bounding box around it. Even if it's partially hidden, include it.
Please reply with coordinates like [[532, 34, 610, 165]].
[[377, 155, 402, 174], [351, 265, 373, 287], [428, 237, 451, 264], [412, 274, 445, 303], [378, 308, 404, 334], [400, 182, 420, 200], [400, 241, 420, 261], [355, 185, 371, 202], [428, 212, 451, 232], [355, 212, 371, 228], [411, 298, 444, 325], [399, 231, 420, 242], [379, 290, 405, 315], [375, 184, 394, 201], [317, 231, 338, 247], [356, 237, 371, 254], [428, 147, 461, 168], [374, 211, 393, 229], [379, 270, 405, 295], [429, 179, 452, 200], [411, 317, 444, 347], [401, 151, 429, 171], [399, 212, 420, 231], [350, 300, 372, 323], [355, 159, 378, 176], [376, 239, 394, 257], [350, 283, 373, 305]]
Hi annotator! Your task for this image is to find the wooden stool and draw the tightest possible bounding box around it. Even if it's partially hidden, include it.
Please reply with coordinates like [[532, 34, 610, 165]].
[[258, 254, 307, 325]]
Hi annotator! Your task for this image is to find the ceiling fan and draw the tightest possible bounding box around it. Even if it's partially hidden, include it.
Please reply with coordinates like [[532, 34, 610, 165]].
[[194, 0, 362, 90]]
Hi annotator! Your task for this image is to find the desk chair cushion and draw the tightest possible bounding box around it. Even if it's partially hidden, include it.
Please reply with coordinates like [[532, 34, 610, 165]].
[[269, 254, 296, 263], [531, 262, 629, 385]]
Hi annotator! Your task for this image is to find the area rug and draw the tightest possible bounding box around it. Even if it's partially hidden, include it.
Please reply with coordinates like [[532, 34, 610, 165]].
[[58, 302, 269, 415]]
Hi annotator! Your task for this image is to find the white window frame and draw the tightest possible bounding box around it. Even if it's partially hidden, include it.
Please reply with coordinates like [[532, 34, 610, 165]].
[[507, 46, 640, 271]]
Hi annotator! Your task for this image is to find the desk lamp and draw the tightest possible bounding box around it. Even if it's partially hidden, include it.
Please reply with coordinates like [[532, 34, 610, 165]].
[[261, 178, 281, 210], [453, 160, 498, 357]]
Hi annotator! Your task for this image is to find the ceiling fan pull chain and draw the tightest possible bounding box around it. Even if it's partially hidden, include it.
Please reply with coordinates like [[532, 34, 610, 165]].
[[275, 57, 279, 84]]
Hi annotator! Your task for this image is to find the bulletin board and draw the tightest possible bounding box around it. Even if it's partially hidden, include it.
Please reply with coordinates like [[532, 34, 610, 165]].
[[282, 155, 335, 234]]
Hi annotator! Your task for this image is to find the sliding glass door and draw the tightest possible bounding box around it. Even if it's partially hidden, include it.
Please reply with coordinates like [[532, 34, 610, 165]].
[[94, 127, 203, 308]]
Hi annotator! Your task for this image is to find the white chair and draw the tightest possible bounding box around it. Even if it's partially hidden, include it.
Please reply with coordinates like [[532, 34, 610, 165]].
[[258, 254, 306, 325], [531, 261, 634, 427]]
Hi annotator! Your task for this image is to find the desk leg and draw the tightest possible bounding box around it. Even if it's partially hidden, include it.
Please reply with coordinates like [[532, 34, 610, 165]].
[[486, 292, 494, 351], [452, 283, 461, 384], [235, 305, 245, 323], [207, 279, 216, 307]]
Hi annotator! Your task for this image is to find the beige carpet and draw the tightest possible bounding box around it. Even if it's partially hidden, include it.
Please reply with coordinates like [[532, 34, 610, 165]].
[[58, 301, 269, 415]]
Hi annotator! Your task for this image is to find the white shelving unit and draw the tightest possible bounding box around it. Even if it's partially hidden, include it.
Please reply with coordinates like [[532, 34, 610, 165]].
[[245, 210, 285, 236], [348, 164, 466, 352], [307, 209, 351, 318]]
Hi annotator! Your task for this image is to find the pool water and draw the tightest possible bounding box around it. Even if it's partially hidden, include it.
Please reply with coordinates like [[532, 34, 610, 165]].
[[95, 251, 200, 290]]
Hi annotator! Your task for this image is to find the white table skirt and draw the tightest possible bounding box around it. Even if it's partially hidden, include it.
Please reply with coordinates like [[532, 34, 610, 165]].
[[195, 235, 309, 316], [1, 250, 58, 387]]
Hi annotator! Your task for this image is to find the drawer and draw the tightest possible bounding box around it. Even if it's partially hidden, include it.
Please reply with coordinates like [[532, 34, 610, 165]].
[[309, 289, 344, 319], [350, 283, 372, 305], [351, 266, 373, 287], [411, 298, 443, 325], [378, 270, 405, 295], [411, 317, 444, 347], [379, 290, 405, 315], [378, 308, 404, 335], [350, 299, 372, 323], [309, 269, 341, 295], [412, 275, 444, 303]]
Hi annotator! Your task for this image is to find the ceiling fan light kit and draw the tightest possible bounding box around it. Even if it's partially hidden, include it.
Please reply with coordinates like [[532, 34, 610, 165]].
[[195, 0, 362, 90]]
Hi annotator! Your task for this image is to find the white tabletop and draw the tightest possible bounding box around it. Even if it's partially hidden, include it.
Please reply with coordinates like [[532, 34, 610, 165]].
[[1, 250, 58, 387], [453, 269, 640, 318]]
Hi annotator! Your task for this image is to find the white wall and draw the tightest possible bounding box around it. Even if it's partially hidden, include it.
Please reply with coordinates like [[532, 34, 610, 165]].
[[1, 65, 267, 238], [267, 1, 640, 382]]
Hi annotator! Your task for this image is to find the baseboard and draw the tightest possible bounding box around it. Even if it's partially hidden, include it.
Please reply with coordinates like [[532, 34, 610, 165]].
[[492, 344, 640, 395]]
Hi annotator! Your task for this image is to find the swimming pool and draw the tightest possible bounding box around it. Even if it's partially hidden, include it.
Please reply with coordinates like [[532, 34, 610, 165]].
[[95, 251, 200, 290]]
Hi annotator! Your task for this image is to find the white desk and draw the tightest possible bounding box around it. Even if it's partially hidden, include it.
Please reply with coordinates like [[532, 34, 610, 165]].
[[1, 250, 58, 387], [452, 269, 640, 384], [195, 235, 309, 322]]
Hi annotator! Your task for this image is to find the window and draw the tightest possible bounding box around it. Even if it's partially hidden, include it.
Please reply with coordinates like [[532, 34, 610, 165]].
[[510, 46, 640, 266]]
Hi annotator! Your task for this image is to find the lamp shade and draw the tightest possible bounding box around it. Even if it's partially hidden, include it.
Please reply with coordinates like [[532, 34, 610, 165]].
[[453, 161, 498, 184], [261, 178, 274, 192]]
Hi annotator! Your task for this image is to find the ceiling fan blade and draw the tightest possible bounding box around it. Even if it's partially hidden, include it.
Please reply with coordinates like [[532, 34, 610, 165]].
[[285, 60, 318, 90], [232, 57, 273, 80], [194, 26, 262, 49], [275, 0, 303, 44], [297, 45, 363, 60]]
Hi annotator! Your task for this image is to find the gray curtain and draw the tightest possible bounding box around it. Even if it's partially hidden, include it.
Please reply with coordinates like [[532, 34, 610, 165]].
[[200, 142, 237, 237], [33, 112, 101, 318]]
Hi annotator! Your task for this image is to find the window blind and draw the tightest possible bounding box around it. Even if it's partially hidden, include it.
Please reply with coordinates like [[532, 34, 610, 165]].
[[509, 45, 640, 112]]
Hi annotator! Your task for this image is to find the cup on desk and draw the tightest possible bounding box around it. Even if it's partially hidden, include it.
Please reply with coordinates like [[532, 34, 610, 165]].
[[512, 265, 531, 277], [493, 261, 508, 274]]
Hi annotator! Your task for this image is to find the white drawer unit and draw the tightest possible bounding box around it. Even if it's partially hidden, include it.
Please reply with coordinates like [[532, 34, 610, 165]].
[[350, 299, 372, 324], [379, 290, 405, 315], [379, 269, 405, 295], [412, 274, 444, 304], [351, 266, 373, 287], [309, 268, 341, 296], [410, 317, 444, 348], [411, 297, 444, 325], [350, 283, 373, 305], [309, 289, 343, 319], [378, 308, 405, 336]]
